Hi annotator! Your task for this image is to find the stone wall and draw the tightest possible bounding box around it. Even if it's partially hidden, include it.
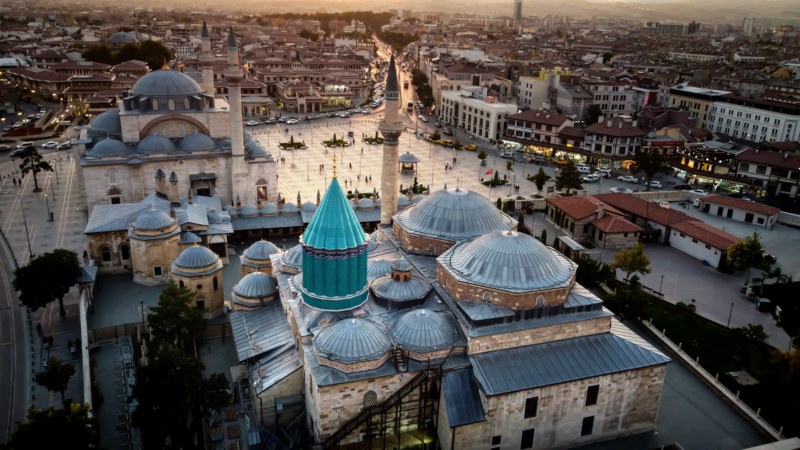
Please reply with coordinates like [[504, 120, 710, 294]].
[[315, 349, 390, 373], [476, 365, 666, 450], [87, 231, 130, 273], [467, 316, 612, 355], [254, 367, 304, 427], [393, 224, 454, 256], [130, 233, 180, 285], [119, 110, 232, 143], [595, 231, 639, 249], [171, 267, 224, 317]]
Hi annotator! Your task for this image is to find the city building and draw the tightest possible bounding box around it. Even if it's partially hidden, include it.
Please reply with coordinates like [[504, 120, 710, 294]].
[[733, 147, 800, 198], [581, 117, 646, 167], [582, 81, 637, 117], [697, 195, 780, 228], [667, 84, 731, 127], [504, 109, 574, 158], [545, 196, 642, 248], [513, 0, 523, 21], [440, 86, 517, 142], [707, 95, 800, 143], [742, 17, 755, 37]]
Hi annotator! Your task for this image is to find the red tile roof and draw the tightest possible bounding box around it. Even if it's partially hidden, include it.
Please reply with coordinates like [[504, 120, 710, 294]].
[[585, 117, 646, 138], [671, 220, 740, 250], [508, 109, 569, 127], [546, 196, 623, 220], [590, 215, 643, 233], [700, 195, 780, 216], [735, 148, 800, 171], [593, 193, 691, 226]]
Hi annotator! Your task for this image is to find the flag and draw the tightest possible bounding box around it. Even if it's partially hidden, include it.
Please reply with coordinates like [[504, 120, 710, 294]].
[[485, 169, 493, 175]]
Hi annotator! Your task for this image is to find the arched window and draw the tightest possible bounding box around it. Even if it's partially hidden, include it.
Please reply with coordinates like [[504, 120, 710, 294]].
[[196, 284, 203, 291], [482, 291, 492, 302], [213, 277, 218, 291], [101, 247, 112, 262], [536, 295, 545, 307], [363, 390, 377, 409], [152, 99, 158, 110], [394, 274, 400, 282], [179, 280, 184, 288], [120, 244, 130, 260], [168, 99, 175, 111]]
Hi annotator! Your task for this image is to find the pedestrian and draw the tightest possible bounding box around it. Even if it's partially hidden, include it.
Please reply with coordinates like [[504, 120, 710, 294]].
[[12, 178, 16, 186], [349, 163, 352, 169]]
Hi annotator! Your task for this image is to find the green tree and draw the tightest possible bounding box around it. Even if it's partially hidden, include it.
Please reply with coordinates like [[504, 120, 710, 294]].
[[18, 147, 53, 192], [529, 167, 551, 194], [629, 149, 671, 191], [298, 29, 319, 42], [573, 253, 614, 289], [735, 324, 769, 344], [586, 104, 603, 125], [477, 150, 488, 160], [147, 280, 207, 349], [555, 160, 583, 195], [517, 212, 530, 235], [506, 159, 514, 172], [115, 42, 141, 64], [13, 249, 80, 317], [430, 131, 441, 141], [138, 40, 173, 71], [495, 197, 502, 209], [453, 138, 462, 150], [539, 229, 548, 245], [83, 44, 114, 65], [3, 403, 98, 449], [410, 68, 428, 87], [727, 232, 766, 284], [35, 357, 75, 406], [610, 243, 651, 282], [605, 285, 646, 321]]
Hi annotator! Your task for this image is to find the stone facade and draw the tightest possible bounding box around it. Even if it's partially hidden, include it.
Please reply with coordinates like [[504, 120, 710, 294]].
[[393, 224, 455, 256], [87, 230, 131, 272], [129, 231, 181, 285], [592, 229, 640, 249], [314, 349, 390, 374], [467, 316, 612, 355], [253, 367, 304, 427], [171, 259, 224, 317]]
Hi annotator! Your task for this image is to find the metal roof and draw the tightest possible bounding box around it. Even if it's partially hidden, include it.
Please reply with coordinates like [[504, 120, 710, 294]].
[[394, 188, 516, 241], [251, 343, 303, 395], [314, 318, 390, 363], [77, 265, 98, 284], [367, 259, 393, 281], [180, 132, 216, 152], [279, 244, 303, 272], [233, 272, 277, 299], [389, 309, 456, 353], [442, 369, 486, 427], [565, 284, 604, 309], [85, 203, 148, 233], [301, 178, 367, 250], [173, 245, 219, 269], [385, 54, 399, 92], [137, 134, 176, 154], [180, 231, 202, 244], [398, 151, 420, 163], [131, 208, 175, 231], [174, 203, 208, 227], [438, 231, 577, 293], [89, 138, 129, 157], [243, 240, 282, 261], [230, 301, 295, 362], [456, 300, 515, 322], [370, 275, 432, 304], [130, 69, 204, 97], [231, 214, 304, 231], [470, 333, 671, 396], [88, 109, 121, 135]]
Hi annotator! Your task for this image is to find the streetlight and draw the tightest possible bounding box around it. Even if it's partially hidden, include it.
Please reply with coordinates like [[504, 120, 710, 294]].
[[19, 195, 34, 258], [48, 174, 55, 199], [45, 193, 52, 221], [659, 275, 664, 296]]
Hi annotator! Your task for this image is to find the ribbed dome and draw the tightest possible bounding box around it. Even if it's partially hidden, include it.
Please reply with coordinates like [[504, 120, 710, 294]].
[[280, 244, 303, 271], [281, 203, 298, 214], [443, 231, 576, 292], [301, 178, 366, 250], [367, 259, 393, 281], [225, 205, 239, 217], [394, 188, 515, 240], [398, 196, 411, 207], [392, 258, 412, 272], [89, 109, 121, 136], [137, 135, 176, 154], [357, 198, 374, 210], [109, 31, 137, 43], [174, 245, 219, 269], [371, 274, 432, 304], [180, 231, 202, 244], [314, 318, 390, 363], [301, 201, 317, 212], [180, 133, 216, 152], [132, 208, 175, 231], [233, 272, 277, 299], [130, 69, 204, 97], [90, 138, 129, 157], [243, 240, 282, 261], [390, 309, 455, 353], [398, 151, 420, 163], [239, 204, 258, 217]]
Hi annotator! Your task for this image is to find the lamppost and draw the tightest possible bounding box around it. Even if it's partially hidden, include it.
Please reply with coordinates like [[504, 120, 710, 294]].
[[20, 196, 34, 258], [48, 174, 55, 199], [727, 302, 734, 328], [659, 275, 664, 296], [45, 193, 52, 221]]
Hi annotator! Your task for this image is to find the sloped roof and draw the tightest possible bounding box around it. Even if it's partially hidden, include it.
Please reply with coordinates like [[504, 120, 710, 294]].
[[700, 194, 780, 216], [590, 215, 643, 233], [84, 203, 149, 233], [670, 220, 740, 250], [442, 369, 486, 427], [508, 109, 569, 127], [230, 301, 295, 362]]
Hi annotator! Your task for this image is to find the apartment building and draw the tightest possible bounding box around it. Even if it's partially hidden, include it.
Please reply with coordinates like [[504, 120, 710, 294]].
[[440, 86, 517, 142], [582, 80, 637, 117], [667, 84, 730, 127], [733, 147, 800, 198], [708, 95, 800, 143], [582, 117, 646, 165]]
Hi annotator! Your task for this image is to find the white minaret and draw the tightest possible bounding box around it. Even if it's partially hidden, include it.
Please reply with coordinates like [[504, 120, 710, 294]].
[[200, 21, 214, 95], [379, 54, 404, 226], [226, 26, 248, 206]]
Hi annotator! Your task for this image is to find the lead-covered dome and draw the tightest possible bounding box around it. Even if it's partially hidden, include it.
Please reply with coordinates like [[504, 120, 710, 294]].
[[233, 271, 277, 299], [137, 135, 176, 154], [367, 259, 393, 281], [243, 240, 282, 261], [278, 244, 303, 273], [180, 133, 216, 152], [89, 138, 129, 158], [390, 309, 456, 354], [441, 230, 576, 292], [89, 109, 121, 136], [314, 318, 390, 363], [132, 208, 175, 231], [174, 245, 219, 269], [394, 187, 515, 241], [130, 69, 204, 97]]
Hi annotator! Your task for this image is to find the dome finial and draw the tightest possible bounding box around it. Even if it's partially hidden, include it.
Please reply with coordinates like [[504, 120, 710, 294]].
[[333, 152, 337, 178], [162, 58, 169, 70]]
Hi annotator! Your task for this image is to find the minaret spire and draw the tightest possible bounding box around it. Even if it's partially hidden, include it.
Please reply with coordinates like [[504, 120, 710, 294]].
[[200, 20, 214, 95], [378, 54, 404, 226]]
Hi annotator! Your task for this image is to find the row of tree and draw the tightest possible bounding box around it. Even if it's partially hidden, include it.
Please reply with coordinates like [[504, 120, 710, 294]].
[[81, 40, 172, 71]]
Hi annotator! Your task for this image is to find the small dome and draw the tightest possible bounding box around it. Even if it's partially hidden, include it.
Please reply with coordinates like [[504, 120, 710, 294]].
[[281, 203, 298, 214], [224, 205, 239, 217], [132, 208, 174, 231], [442, 231, 576, 292], [109, 31, 137, 43], [371, 273, 432, 305], [398, 151, 420, 163], [89, 138, 129, 157], [247, 143, 269, 158], [130, 69, 204, 97], [174, 245, 219, 269], [301, 201, 317, 212], [243, 240, 282, 261], [398, 196, 411, 207], [390, 309, 455, 353], [392, 258, 412, 272], [314, 318, 390, 363], [367, 259, 393, 281], [239, 203, 258, 217], [207, 209, 223, 224], [180, 231, 202, 244], [137, 135, 176, 154], [180, 133, 216, 152], [411, 194, 425, 203], [357, 198, 374, 210], [280, 244, 303, 272], [233, 272, 277, 299], [89, 109, 121, 136], [260, 202, 279, 215]]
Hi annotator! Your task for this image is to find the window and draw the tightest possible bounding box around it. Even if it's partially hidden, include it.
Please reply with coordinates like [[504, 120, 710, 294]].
[[492, 436, 501, 446], [101, 247, 111, 262], [585, 385, 599, 406], [153, 266, 163, 276], [213, 277, 219, 291], [756, 166, 767, 174], [196, 284, 203, 291], [739, 163, 749, 172], [363, 390, 377, 409], [581, 416, 594, 436], [120, 244, 130, 260], [524, 397, 538, 418], [520, 428, 535, 449]]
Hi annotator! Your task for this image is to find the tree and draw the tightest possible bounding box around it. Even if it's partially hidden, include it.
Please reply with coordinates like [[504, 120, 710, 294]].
[[18, 147, 52, 192], [555, 160, 583, 195], [13, 249, 80, 317], [35, 357, 75, 406], [477, 150, 488, 160], [147, 280, 207, 349], [735, 324, 769, 344], [586, 104, 603, 125], [138, 40, 173, 71], [3, 403, 98, 449], [610, 243, 651, 282], [727, 232, 766, 285], [298, 29, 319, 42], [605, 285, 646, 321], [83, 44, 114, 65], [629, 149, 671, 191], [115, 42, 141, 64], [529, 167, 551, 194], [517, 212, 530, 235], [573, 253, 614, 289], [539, 229, 548, 245], [506, 159, 514, 172]]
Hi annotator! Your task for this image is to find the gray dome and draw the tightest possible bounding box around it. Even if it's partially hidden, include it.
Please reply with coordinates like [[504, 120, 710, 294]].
[[233, 272, 277, 299], [280, 244, 303, 272], [314, 318, 390, 363], [224, 205, 239, 217], [130, 69, 204, 97], [394, 188, 515, 241], [300, 201, 317, 212], [443, 231, 576, 292], [392, 258, 412, 272], [239, 204, 258, 217], [390, 309, 456, 353], [109, 31, 137, 43], [367, 259, 393, 281], [137, 135, 176, 154], [174, 245, 219, 269], [371, 273, 432, 304], [207, 209, 223, 224], [398, 151, 420, 163], [90, 138, 129, 157], [260, 202, 279, 215], [243, 240, 282, 261], [398, 196, 411, 207], [180, 231, 202, 244], [357, 198, 374, 210], [180, 133, 216, 152], [281, 203, 298, 214], [89, 109, 121, 136], [132, 208, 175, 231]]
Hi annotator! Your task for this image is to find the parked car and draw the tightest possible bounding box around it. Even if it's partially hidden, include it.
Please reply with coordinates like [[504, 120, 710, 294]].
[[582, 173, 601, 183], [245, 120, 260, 126], [617, 175, 638, 183], [286, 119, 299, 125], [576, 165, 591, 174], [609, 186, 633, 194], [596, 168, 612, 178], [443, 128, 454, 136], [500, 150, 515, 159], [689, 189, 708, 195], [263, 118, 277, 124], [649, 180, 662, 189], [530, 155, 545, 164], [463, 144, 477, 151], [41, 141, 59, 148], [10, 148, 29, 158], [56, 142, 71, 150], [17, 141, 34, 149], [418, 115, 429, 122]]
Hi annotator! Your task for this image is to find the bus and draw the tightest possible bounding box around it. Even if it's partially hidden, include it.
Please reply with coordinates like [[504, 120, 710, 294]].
[[407, 101, 414, 112]]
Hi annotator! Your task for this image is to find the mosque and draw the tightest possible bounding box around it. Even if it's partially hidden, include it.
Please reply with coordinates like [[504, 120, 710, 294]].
[[224, 56, 671, 450]]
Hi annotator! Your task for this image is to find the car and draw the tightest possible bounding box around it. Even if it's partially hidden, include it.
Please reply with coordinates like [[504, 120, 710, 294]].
[[596, 168, 612, 178], [617, 175, 639, 183], [1, 126, 11, 132], [285, 119, 299, 125], [245, 120, 260, 126], [609, 186, 633, 194], [263, 118, 277, 124], [306, 114, 319, 120], [337, 112, 350, 118], [500, 150, 515, 158], [278, 117, 289, 123], [0, 144, 11, 151], [530, 155, 546, 164], [576, 165, 591, 174], [361, 109, 370, 115], [689, 189, 708, 195], [582, 173, 600, 183], [41, 141, 59, 148], [56, 142, 71, 150], [10, 148, 29, 158], [69, 138, 79, 144], [649, 181, 662, 189], [17, 141, 34, 149], [418, 115, 428, 122], [464, 144, 477, 151], [21, 119, 31, 124], [443, 128, 454, 136]]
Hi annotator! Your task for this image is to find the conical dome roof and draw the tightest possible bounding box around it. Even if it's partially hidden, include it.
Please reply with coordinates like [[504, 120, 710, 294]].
[[243, 240, 282, 261], [301, 178, 367, 250], [314, 318, 390, 363], [390, 309, 455, 353]]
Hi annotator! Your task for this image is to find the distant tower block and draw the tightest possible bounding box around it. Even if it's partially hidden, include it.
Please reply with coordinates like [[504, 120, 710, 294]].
[[742, 17, 754, 37], [514, 0, 523, 22], [378, 54, 404, 226]]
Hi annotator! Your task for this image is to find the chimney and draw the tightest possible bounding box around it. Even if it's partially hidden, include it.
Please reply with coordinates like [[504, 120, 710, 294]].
[[785, 152, 789, 159]]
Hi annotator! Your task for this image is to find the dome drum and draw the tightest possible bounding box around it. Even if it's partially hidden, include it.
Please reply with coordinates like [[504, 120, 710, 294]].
[[171, 245, 223, 277], [313, 318, 391, 373], [232, 272, 277, 311], [278, 244, 303, 274], [389, 309, 456, 361]]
